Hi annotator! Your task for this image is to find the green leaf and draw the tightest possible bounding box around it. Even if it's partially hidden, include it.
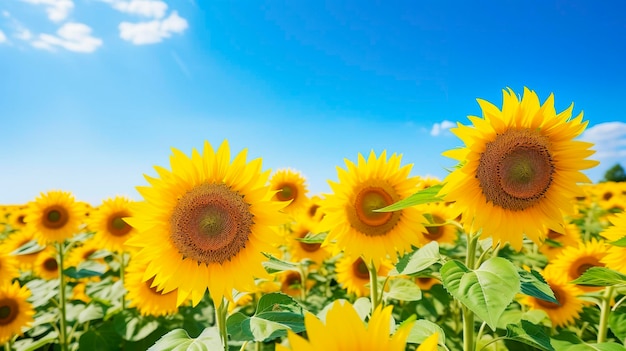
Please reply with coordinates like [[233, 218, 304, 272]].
[[518, 268, 557, 304], [610, 236, 626, 247], [383, 278, 422, 302], [256, 292, 302, 314], [505, 320, 554, 351], [11, 333, 58, 351], [571, 267, 626, 286], [147, 328, 223, 351], [262, 253, 299, 274], [441, 257, 520, 330], [406, 319, 445, 345], [78, 302, 105, 324], [393, 241, 441, 276], [79, 321, 123, 351], [226, 312, 253, 341], [374, 184, 444, 212], [609, 306, 626, 343], [64, 261, 107, 279], [296, 232, 327, 244], [10, 239, 45, 255], [114, 310, 160, 342], [562, 343, 626, 351]]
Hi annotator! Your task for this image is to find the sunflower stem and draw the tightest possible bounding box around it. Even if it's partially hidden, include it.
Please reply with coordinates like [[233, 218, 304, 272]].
[[368, 260, 380, 312], [216, 298, 230, 351], [598, 286, 615, 343], [119, 252, 127, 311], [56, 242, 69, 351], [463, 233, 479, 351]]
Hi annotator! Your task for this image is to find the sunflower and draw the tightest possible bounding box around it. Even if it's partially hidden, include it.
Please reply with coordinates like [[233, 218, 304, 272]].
[[33, 247, 59, 280], [25, 190, 84, 244], [0, 231, 44, 272], [440, 88, 598, 250], [269, 168, 309, 215], [551, 238, 608, 292], [601, 211, 626, 274], [415, 276, 441, 291], [125, 140, 285, 307], [276, 300, 415, 351], [321, 150, 425, 267], [286, 217, 330, 265], [0, 281, 35, 344], [0, 249, 19, 284], [89, 196, 136, 253], [335, 256, 391, 297], [300, 195, 325, 223], [278, 270, 314, 298], [539, 222, 582, 260], [124, 257, 179, 317], [65, 239, 106, 268], [415, 202, 460, 246], [522, 266, 584, 328], [6, 206, 28, 232]]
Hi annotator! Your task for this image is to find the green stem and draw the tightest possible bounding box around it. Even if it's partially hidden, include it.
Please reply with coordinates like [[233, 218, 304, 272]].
[[119, 252, 127, 311], [216, 299, 230, 351], [598, 286, 615, 343], [368, 260, 380, 312], [56, 242, 69, 351], [255, 341, 262, 351], [463, 233, 479, 351], [239, 341, 248, 351]]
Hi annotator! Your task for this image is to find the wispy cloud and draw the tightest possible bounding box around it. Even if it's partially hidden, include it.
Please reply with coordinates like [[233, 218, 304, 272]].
[[21, 0, 74, 22], [0, 30, 6, 43], [119, 11, 187, 45], [430, 120, 455, 136], [32, 22, 103, 53], [581, 121, 626, 159], [101, 0, 168, 19]]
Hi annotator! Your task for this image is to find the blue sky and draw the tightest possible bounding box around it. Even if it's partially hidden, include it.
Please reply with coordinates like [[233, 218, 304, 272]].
[[1, 1, 625, 205]]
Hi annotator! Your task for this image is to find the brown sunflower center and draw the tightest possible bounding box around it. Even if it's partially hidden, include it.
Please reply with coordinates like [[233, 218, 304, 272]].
[[275, 183, 297, 202], [347, 183, 402, 237], [43, 205, 69, 229], [424, 215, 446, 240], [536, 285, 564, 310], [108, 211, 132, 237], [170, 183, 253, 265], [17, 215, 26, 225], [352, 258, 370, 280], [44, 257, 58, 272], [283, 271, 302, 289], [298, 230, 321, 253], [603, 192, 613, 201], [572, 257, 604, 278], [476, 129, 555, 211], [0, 298, 19, 326]]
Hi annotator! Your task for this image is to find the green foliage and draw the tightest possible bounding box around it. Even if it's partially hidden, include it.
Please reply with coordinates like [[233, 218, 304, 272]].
[[572, 267, 626, 287], [374, 184, 444, 212], [602, 163, 626, 182]]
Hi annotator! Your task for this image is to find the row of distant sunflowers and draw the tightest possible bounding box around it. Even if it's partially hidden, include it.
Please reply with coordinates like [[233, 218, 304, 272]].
[[2, 87, 626, 351]]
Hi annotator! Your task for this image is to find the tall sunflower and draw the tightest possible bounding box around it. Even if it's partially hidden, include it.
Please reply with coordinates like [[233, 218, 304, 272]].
[[89, 196, 136, 253], [0, 231, 43, 272], [33, 247, 59, 280], [415, 202, 460, 247], [25, 190, 84, 244], [125, 140, 285, 307], [0, 281, 35, 344], [65, 239, 106, 268], [0, 249, 19, 284], [276, 300, 415, 351], [335, 256, 391, 297], [601, 211, 626, 274], [286, 217, 330, 265], [440, 88, 598, 250], [124, 257, 179, 317], [551, 238, 608, 292], [269, 168, 309, 215], [321, 150, 425, 267], [522, 266, 585, 328]]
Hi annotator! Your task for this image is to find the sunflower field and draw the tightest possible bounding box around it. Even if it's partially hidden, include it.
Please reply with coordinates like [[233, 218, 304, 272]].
[[2, 87, 626, 351]]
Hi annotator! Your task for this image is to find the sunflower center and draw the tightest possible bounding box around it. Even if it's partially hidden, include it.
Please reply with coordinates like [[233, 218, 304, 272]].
[[275, 183, 297, 202], [298, 231, 321, 253], [573, 258, 604, 278], [17, 215, 26, 225], [477, 129, 555, 211], [308, 204, 320, 219], [603, 192, 613, 201], [352, 258, 370, 279], [44, 258, 58, 272], [0, 299, 19, 326], [536, 286, 564, 310], [108, 212, 132, 237], [348, 183, 402, 236], [283, 271, 302, 289], [170, 183, 253, 265], [43, 206, 69, 229], [424, 215, 446, 239]]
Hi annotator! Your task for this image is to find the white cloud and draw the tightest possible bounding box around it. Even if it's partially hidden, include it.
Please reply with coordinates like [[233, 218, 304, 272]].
[[119, 11, 188, 45], [21, 0, 74, 22], [581, 121, 626, 159], [430, 120, 456, 136], [0, 30, 6, 43], [15, 28, 33, 41], [102, 0, 168, 18], [32, 22, 102, 53]]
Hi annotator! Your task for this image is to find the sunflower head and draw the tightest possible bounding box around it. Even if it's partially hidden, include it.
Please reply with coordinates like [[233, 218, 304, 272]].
[[601, 212, 626, 274], [125, 140, 285, 307], [321, 150, 425, 267], [0, 281, 35, 344], [33, 247, 59, 280], [124, 257, 179, 317], [0, 249, 19, 285], [551, 238, 608, 292], [89, 196, 136, 253], [440, 87, 599, 250], [25, 190, 84, 244], [269, 168, 309, 215], [335, 255, 391, 297]]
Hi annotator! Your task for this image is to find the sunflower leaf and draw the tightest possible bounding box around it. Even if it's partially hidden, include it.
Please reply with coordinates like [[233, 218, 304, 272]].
[[373, 184, 444, 212], [393, 241, 441, 276], [609, 306, 626, 343], [441, 257, 520, 330], [261, 253, 298, 274], [147, 327, 223, 351], [383, 278, 422, 302], [610, 236, 626, 248], [406, 319, 446, 345], [505, 320, 554, 351], [296, 231, 327, 244], [571, 267, 626, 286], [518, 268, 557, 304]]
